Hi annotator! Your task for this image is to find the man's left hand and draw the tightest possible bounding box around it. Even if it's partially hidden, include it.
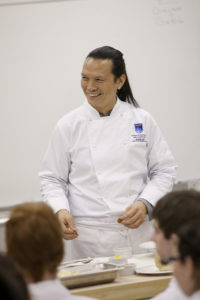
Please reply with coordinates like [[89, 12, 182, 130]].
[[118, 201, 147, 229]]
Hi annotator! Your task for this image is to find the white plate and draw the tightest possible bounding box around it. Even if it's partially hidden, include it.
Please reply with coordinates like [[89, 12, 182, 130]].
[[139, 241, 156, 253], [136, 265, 172, 275]]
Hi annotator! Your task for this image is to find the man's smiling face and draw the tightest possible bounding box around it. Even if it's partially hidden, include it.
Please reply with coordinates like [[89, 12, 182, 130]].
[[81, 58, 121, 114]]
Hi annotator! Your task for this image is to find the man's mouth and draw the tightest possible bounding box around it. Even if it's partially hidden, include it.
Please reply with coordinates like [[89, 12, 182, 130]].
[[87, 93, 101, 98]]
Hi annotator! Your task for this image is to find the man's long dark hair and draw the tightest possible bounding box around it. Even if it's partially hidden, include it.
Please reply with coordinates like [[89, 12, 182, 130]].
[[87, 46, 139, 107]]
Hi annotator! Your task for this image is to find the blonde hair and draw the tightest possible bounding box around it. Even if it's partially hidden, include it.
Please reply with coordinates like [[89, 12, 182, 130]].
[[6, 202, 64, 282]]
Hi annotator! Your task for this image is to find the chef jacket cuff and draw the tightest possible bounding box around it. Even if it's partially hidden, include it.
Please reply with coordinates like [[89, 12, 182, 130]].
[[45, 198, 70, 214], [138, 198, 153, 220]]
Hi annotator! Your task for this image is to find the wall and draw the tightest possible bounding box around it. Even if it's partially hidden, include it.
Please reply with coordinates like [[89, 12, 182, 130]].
[[0, 0, 200, 207]]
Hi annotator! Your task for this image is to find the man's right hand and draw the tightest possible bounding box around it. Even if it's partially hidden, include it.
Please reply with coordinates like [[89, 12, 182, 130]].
[[56, 209, 78, 240]]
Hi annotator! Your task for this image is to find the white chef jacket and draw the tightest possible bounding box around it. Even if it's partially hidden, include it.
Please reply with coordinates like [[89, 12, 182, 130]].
[[28, 279, 96, 300], [190, 291, 200, 300], [152, 277, 199, 300], [39, 99, 176, 258]]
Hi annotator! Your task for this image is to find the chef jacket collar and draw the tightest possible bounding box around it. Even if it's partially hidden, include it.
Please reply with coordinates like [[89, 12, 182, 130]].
[[83, 98, 122, 119]]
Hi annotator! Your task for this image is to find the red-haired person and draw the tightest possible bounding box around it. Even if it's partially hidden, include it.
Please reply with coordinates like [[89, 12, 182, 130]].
[[6, 202, 96, 300]]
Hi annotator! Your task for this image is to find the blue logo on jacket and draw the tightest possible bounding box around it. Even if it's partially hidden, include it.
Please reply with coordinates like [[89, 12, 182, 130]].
[[134, 123, 143, 133]]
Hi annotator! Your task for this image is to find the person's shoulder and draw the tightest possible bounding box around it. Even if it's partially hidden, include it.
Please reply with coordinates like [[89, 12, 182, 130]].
[[132, 106, 156, 124], [60, 105, 85, 122], [56, 104, 86, 129], [190, 290, 200, 300], [29, 279, 72, 299], [151, 277, 189, 300], [120, 101, 151, 119], [135, 107, 151, 117]]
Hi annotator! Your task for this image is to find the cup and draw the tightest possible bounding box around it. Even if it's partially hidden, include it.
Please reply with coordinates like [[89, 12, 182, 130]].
[[113, 247, 132, 259]]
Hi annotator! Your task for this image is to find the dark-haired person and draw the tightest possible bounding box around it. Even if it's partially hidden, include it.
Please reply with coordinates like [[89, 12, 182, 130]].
[[172, 220, 200, 299], [151, 190, 200, 300], [0, 253, 30, 300], [39, 46, 176, 259], [5, 202, 96, 300]]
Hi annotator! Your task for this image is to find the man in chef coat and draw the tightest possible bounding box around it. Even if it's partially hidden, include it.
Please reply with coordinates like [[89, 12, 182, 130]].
[[39, 46, 176, 259], [151, 189, 200, 300]]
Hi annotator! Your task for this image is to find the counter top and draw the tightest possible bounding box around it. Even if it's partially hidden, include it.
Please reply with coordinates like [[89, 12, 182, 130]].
[[70, 273, 171, 300], [60, 254, 172, 300]]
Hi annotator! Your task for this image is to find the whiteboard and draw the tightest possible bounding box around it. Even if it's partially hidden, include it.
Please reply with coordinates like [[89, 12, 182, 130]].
[[0, 0, 200, 206]]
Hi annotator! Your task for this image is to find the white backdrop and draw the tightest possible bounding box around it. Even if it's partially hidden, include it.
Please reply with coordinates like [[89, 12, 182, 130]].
[[0, 0, 200, 206]]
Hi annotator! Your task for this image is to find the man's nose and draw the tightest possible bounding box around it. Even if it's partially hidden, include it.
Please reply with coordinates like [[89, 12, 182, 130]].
[[87, 80, 97, 91]]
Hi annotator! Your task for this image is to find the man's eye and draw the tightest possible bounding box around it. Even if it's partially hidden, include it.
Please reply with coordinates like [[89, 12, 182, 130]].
[[96, 78, 104, 82], [82, 77, 88, 81]]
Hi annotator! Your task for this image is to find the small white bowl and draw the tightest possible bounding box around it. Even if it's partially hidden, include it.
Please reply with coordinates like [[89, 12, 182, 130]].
[[119, 263, 136, 276], [139, 241, 156, 253]]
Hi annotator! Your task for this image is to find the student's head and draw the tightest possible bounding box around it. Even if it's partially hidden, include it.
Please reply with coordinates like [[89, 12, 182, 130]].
[[0, 253, 29, 300], [151, 190, 200, 263], [6, 202, 64, 283], [173, 219, 200, 296], [81, 46, 139, 113]]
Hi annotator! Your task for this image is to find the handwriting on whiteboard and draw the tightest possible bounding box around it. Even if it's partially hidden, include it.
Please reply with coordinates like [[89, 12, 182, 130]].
[[153, 0, 184, 26]]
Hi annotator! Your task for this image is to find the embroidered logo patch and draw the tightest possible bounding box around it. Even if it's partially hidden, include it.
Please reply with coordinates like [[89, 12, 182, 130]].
[[134, 123, 143, 133], [131, 123, 147, 143]]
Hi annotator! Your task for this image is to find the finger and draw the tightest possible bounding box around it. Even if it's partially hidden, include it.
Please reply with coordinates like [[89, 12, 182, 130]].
[[60, 223, 77, 237], [63, 227, 78, 238], [64, 227, 77, 234], [118, 212, 135, 223], [122, 210, 145, 226], [121, 212, 141, 225], [128, 219, 143, 228], [124, 218, 143, 229], [118, 211, 134, 222], [63, 232, 78, 240], [118, 203, 140, 223], [125, 204, 134, 213], [120, 208, 140, 223], [60, 222, 69, 234], [66, 216, 77, 232], [123, 204, 139, 218]]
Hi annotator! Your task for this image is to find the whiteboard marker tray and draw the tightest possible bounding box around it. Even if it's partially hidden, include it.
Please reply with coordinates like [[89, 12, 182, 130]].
[[58, 263, 121, 289]]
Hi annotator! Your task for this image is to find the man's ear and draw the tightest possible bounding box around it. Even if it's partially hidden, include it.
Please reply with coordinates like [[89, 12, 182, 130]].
[[171, 233, 179, 244], [117, 74, 126, 89]]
